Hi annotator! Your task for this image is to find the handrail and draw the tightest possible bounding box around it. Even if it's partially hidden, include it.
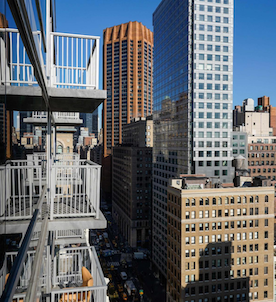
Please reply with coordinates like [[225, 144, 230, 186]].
[[50, 32, 100, 40], [0, 186, 47, 302], [25, 209, 48, 302]]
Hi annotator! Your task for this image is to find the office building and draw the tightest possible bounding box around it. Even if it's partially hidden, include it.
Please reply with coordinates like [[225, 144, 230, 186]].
[[123, 116, 153, 147], [167, 175, 274, 301], [80, 108, 99, 138], [102, 21, 153, 200], [103, 21, 153, 155], [112, 117, 153, 248], [234, 97, 276, 186], [152, 0, 234, 279], [0, 0, 107, 301]]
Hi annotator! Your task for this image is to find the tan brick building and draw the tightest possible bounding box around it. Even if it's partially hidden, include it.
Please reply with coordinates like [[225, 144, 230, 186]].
[[167, 176, 274, 302]]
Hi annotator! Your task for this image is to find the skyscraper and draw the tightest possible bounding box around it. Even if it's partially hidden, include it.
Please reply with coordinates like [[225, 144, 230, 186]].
[[80, 108, 99, 138], [103, 21, 153, 157], [102, 21, 153, 201], [152, 0, 234, 280]]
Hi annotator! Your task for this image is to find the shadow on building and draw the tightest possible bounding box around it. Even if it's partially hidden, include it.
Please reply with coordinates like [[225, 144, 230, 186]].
[[182, 241, 249, 302]]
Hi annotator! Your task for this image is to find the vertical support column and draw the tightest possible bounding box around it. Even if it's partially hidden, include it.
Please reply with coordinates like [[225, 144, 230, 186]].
[[47, 110, 52, 206], [46, 0, 51, 85], [53, 125, 56, 158], [95, 38, 99, 89]]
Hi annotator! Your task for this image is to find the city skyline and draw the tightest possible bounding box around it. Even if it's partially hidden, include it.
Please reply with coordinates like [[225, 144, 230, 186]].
[[55, 0, 276, 108]]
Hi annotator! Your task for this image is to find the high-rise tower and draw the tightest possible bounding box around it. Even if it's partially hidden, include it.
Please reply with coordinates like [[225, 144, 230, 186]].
[[103, 21, 153, 156], [152, 0, 234, 280]]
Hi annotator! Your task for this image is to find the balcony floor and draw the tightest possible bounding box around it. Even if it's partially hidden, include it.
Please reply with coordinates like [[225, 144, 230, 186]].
[[0, 209, 106, 235], [0, 86, 106, 112]]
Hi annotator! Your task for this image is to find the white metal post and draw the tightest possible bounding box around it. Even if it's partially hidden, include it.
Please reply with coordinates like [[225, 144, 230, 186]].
[[47, 110, 51, 206], [53, 125, 56, 158], [46, 0, 51, 85], [96, 38, 99, 89]]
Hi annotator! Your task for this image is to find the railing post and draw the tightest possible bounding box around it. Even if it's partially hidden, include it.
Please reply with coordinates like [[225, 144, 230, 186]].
[[50, 165, 55, 220], [53, 125, 56, 158], [96, 38, 99, 89], [96, 167, 100, 219]]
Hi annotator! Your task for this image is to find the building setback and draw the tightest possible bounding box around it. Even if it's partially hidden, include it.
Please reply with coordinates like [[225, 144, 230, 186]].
[[152, 0, 234, 280], [167, 176, 274, 302]]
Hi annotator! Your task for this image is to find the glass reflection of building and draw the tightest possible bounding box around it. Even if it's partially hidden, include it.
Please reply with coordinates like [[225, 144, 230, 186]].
[[152, 0, 234, 280]]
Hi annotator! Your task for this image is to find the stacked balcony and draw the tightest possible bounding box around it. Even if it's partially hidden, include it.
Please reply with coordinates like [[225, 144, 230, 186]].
[[0, 7, 107, 299], [0, 245, 107, 302], [0, 154, 105, 232], [0, 28, 105, 112]]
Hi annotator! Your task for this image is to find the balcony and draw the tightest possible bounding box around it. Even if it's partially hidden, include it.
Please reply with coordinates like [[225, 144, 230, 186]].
[[0, 154, 105, 234], [23, 112, 83, 125], [0, 245, 107, 302], [0, 28, 105, 112]]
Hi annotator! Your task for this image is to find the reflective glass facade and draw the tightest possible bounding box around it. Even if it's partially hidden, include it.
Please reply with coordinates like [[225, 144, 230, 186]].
[[152, 0, 234, 279]]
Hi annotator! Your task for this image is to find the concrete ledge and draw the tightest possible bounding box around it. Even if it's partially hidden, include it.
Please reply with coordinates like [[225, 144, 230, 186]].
[[0, 85, 106, 113], [0, 210, 107, 235]]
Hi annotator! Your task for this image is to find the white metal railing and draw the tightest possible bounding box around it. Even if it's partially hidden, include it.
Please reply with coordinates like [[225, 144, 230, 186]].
[[0, 156, 100, 221], [1, 246, 106, 301], [55, 229, 84, 239], [6, 250, 45, 289], [50, 160, 101, 219], [0, 163, 44, 220], [51, 285, 107, 302], [52, 246, 106, 302], [0, 28, 100, 90], [31, 111, 81, 121], [0, 254, 7, 296], [50, 32, 99, 89], [56, 153, 80, 162], [0, 28, 42, 86]]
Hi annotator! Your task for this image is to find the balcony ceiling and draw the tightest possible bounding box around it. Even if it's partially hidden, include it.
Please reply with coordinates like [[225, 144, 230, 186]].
[[0, 86, 106, 113]]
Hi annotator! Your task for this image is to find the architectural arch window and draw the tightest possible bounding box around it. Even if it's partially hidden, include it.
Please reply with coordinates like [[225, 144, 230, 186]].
[[265, 195, 269, 202], [67, 146, 70, 153], [57, 145, 63, 154]]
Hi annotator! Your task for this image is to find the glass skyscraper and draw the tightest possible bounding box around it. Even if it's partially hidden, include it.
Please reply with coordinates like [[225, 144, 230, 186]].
[[152, 0, 234, 279]]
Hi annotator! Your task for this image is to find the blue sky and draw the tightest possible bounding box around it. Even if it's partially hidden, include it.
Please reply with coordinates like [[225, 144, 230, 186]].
[[55, 0, 275, 109]]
